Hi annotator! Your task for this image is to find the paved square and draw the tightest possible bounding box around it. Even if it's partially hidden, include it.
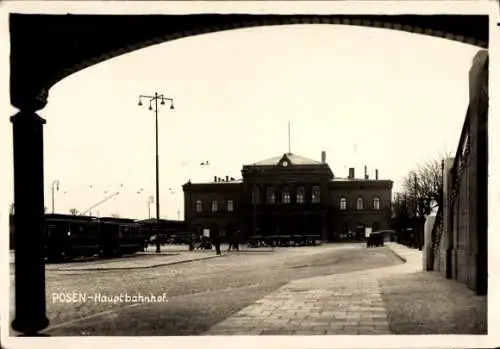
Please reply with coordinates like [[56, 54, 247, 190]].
[[205, 274, 391, 335]]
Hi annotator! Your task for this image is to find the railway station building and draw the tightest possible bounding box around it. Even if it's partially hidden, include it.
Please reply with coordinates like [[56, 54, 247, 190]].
[[182, 151, 393, 242]]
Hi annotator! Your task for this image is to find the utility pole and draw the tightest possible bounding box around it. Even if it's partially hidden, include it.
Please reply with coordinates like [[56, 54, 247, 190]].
[[51, 180, 60, 214], [414, 172, 421, 250]]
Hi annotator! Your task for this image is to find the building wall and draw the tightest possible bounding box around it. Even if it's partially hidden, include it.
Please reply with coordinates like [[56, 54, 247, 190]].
[[183, 175, 393, 241], [429, 50, 487, 295], [183, 182, 245, 237], [328, 181, 393, 239]]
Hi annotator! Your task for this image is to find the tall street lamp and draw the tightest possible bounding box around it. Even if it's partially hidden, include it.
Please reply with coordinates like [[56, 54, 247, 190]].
[[168, 188, 177, 220], [147, 195, 154, 220], [138, 92, 174, 228], [50, 180, 60, 214]]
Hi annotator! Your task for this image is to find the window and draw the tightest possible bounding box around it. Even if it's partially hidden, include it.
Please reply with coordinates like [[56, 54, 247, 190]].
[[252, 187, 260, 205], [195, 200, 203, 212], [211, 200, 218, 212], [312, 186, 321, 203], [267, 187, 275, 204], [356, 197, 364, 210], [340, 197, 347, 210], [282, 187, 291, 204], [296, 187, 305, 204], [227, 200, 234, 212], [373, 197, 381, 210]]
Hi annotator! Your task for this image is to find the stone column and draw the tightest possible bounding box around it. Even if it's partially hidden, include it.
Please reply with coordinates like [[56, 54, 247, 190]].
[[423, 215, 436, 271], [10, 110, 49, 334]]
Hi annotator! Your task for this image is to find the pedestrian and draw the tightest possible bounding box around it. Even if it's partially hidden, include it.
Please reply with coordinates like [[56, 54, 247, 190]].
[[188, 232, 195, 251], [210, 226, 222, 256], [233, 230, 240, 251], [155, 234, 161, 253], [214, 236, 221, 255], [226, 229, 234, 252]]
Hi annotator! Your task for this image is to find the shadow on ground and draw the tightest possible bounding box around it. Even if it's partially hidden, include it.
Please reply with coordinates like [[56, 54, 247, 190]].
[[378, 270, 487, 334]]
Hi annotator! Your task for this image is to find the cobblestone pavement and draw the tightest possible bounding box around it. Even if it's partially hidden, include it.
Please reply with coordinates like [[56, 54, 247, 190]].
[[206, 274, 391, 335], [205, 243, 486, 335], [12, 243, 484, 336], [10, 243, 404, 335]]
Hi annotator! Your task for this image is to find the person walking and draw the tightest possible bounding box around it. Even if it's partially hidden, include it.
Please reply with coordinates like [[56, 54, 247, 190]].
[[226, 228, 233, 252], [188, 230, 196, 251], [210, 225, 221, 256], [232, 230, 241, 251]]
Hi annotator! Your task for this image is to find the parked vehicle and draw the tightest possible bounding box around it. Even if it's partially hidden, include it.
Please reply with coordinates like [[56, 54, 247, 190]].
[[194, 235, 212, 250], [367, 232, 384, 247]]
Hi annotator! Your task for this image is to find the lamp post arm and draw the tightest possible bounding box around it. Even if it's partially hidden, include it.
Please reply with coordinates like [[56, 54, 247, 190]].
[[138, 95, 173, 102]]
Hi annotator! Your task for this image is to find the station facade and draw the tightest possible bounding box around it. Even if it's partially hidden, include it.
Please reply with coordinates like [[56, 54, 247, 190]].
[[182, 152, 393, 241]]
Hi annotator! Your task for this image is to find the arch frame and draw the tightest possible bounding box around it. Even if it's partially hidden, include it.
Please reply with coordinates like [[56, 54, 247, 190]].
[[7, 11, 490, 336], [9, 13, 489, 110]]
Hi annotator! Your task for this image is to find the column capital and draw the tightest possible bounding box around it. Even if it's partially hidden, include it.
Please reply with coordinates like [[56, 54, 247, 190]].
[[10, 84, 49, 113], [10, 111, 47, 125]]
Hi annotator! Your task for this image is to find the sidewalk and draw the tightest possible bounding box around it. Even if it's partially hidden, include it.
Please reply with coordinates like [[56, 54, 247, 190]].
[[205, 243, 486, 335], [55, 252, 221, 271]]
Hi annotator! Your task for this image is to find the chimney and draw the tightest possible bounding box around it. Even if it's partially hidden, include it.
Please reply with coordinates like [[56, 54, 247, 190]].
[[226, 175, 229, 182], [321, 151, 326, 164], [348, 167, 355, 179], [375, 169, 379, 180], [364, 165, 368, 179]]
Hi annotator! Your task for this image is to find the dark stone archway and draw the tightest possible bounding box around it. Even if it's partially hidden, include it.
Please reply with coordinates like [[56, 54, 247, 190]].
[[9, 14, 489, 110], [8, 13, 488, 335]]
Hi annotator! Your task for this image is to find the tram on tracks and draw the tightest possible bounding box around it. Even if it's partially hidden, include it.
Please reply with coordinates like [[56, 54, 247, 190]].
[[9, 214, 192, 262], [41, 214, 146, 262]]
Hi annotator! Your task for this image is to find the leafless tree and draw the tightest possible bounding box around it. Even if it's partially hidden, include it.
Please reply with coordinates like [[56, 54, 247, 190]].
[[393, 152, 452, 249], [401, 152, 452, 218]]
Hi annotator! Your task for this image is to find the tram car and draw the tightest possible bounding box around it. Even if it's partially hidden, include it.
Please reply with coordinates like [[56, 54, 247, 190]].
[[44, 214, 145, 262]]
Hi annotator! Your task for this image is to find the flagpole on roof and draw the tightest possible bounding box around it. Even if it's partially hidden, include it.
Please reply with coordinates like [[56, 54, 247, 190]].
[[288, 121, 291, 154]]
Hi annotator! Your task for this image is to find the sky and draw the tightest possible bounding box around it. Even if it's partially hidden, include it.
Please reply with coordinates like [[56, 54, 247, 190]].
[[2, 23, 481, 220]]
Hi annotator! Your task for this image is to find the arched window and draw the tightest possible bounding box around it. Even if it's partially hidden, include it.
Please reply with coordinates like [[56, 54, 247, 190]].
[[296, 187, 305, 204], [373, 197, 381, 210], [356, 197, 364, 210], [267, 187, 275, 204], [252, 187, 260, 205], [195, 199, 203, 212], [340, 197, 347, 210], [211, 200, 218, 212], [226, 200, 234, 212], [282, 187, 291, 204], [312, 186, 321, 203]]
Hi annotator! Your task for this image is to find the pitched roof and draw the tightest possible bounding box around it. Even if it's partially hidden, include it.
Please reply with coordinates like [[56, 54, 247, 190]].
[[251, 153, 322, 166]]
